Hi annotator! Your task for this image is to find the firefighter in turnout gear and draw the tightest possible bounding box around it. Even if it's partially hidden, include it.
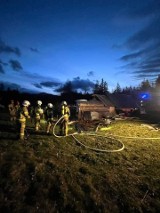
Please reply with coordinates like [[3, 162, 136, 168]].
[[60, 101, 70, 136], [45, 103, 54, 134], [17, 100, 30, 140], [34, 100, 44, 131], [15, 101, 20, 112], [8, 100, 16, 121]]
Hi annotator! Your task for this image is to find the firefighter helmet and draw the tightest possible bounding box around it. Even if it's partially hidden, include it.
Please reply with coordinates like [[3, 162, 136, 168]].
[[37, 100, 42, 106], [22, 100, 30, 107], [48, 103, 53, 108], [62, 101, 67, 105]]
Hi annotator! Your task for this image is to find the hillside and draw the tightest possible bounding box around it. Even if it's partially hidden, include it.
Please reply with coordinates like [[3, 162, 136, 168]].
[[0, 111, 160, 212]]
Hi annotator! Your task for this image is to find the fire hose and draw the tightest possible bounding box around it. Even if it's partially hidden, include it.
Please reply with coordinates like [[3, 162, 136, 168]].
[[52, 116, 125, 153], [106, 134, 160, 140]]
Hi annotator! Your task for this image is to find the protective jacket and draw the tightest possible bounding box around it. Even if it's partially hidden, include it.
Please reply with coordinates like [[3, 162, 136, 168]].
[[45, 108, 54, 121], [8, 102, 16, 120], [17, 106, 30, 140], [60, 105, 70, 136], [18, 106, 30, 122], [35, 106, 43, 120], [61, 105, 70, 118], [45, 107, 54, 134]]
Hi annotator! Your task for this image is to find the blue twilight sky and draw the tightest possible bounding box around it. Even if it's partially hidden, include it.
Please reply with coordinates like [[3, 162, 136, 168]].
[[0, 0, 160, 94]]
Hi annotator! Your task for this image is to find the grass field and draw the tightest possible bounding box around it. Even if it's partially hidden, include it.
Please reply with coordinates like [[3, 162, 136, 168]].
[[0, 111, 160, 212]]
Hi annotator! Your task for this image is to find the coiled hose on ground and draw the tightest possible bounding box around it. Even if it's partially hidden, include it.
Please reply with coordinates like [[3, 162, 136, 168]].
[[52, 116, 125, 153]]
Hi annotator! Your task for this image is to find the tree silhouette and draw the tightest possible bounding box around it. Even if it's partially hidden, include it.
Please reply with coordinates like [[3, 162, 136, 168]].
[[139, 79, 152, 91], [93, 78, 108, 94], [113, 83, 121, 94], [56, 80, 74, 94], [155, 75, 160, 89]]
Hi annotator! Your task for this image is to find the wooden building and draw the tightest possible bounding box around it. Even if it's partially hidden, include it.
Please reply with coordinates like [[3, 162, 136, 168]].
[[76, 93, 139, 120], [76, 94, 115, 120], [108, 93, 139, 113]]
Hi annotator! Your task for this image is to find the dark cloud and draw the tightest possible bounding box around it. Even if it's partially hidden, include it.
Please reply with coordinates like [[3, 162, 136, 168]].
[[55, 77, 95, 93], [118, 62, 138, 72], [133, 68, 160, 74], [0, 81, 39, 93], [0, 39, 21, 73], [0, 39, 21, 56], [119, 46, 155, 61], [139, 61, 160, 70], [119, 1, 160, 81], [71, 77, 95, 91], [0, 59, 8, 66], [0, 59, 8, 74], [87, 71, 94, 77], [128, 66, 160, 80], [9, 59, 23, 71], [30, 47, 39, 53], [0, 81, 21, 90], [131, 69, 159, 81], [0, 64, 5, 74], [125, 19, 160, 49], [32, 83, 43, 89], [120, 48, 160, 70], [40, 81, 61, 88], [19, 72, 62, 90]]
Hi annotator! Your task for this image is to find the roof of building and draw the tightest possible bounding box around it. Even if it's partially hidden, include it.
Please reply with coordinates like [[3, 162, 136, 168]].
[[108, 93, 139, 109], [91, 94, 114, 107], [78, 93, 139, 110], [91, 93, 139, 109]]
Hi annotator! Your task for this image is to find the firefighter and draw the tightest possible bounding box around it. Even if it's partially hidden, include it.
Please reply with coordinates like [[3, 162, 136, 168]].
[[60, 101, 70, 136], [45, 103, 54, 134], [34, 100, 44, 131], [17, 100, 30, 140], [15, 101, 20, 112], [8, 100, 16, 121], [29, 106, 35, 123]]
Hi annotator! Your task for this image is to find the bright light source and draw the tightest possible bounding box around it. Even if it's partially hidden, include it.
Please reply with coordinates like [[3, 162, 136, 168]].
[[138, 92, 151, 100]]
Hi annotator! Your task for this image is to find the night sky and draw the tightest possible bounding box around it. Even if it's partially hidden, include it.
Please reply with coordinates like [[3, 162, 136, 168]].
[[0, 0, 160, 94]]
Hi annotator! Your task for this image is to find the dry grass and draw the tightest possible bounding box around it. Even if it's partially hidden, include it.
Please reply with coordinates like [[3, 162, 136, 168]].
[[0, 112, 160, 212]]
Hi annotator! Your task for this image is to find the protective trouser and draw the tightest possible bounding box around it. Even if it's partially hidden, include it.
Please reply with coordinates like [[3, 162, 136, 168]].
[[60, 116, 69, 136], [35, 115, 41, 131], [17, 106, 29, 139], [19, 121, 26, 140], [46, 120, 53, 134], [10, 110, 16, 121]]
